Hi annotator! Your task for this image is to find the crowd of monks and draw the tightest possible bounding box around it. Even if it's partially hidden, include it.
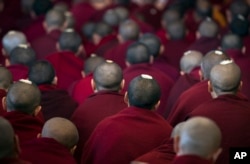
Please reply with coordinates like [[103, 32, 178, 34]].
[[0, 0, 250, 164]]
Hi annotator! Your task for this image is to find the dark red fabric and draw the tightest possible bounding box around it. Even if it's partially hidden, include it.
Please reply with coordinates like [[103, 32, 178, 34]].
[[135, 139, 175, 164], [81, 106, 172, 164], [243, 35, 250, 57], [188, 94, 250, 164], [104, 40, 134, 69], [171, 155, 213, 164], [20, 138, 77, 164], [167, 80, 212, 127], [165, 68, 200, 118], [94, 34, 119, 57], [130, 15, 154, 33], [31, 29, 61, 60], [3, 111, 44, 144], [0, 44, 6, 66], [6, 65, 29, 82], [46, 51, 84, 90], [71, 91, 127, 163], [0, 89, 7, 116], [69, 73, 94, 104], [123, 63, 174, 116], [38, 84, 78, 121], [156, 28, 169, 46], [0, 158, 31, 164]]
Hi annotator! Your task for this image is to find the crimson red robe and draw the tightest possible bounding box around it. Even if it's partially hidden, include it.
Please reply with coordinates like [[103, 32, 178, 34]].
[[38, 84, 78, 121], [46, 51, 84, 90], [81, 106, 172, 164], [20, 138, 77, 164], [69, 73, 93, 104], [167, 80, 212, 127], [0, 158, 31, 164], [104, 40, 134, 69], [0, 89, 7, 116], [31, 29, 61, 60], [171, 155, 213, 164], [6, 64, 29, 82], [188, 94, 250, 164], [3, 111, 44, 144], [94, 34, 119, 57], [71, 90, 127, 163], [123, 63, 174, 116]]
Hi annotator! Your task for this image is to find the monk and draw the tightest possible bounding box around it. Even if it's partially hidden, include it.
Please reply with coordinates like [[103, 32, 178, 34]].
[[28, 60, 78, 121], [3, 80, 44, 144], [0, 117, 31, 164], [81, 74, 172, 164], [21, 117, 78, 164], [188, 61, 250, 164], [167, 50, 229, 126], [71, 60, 127, 163]]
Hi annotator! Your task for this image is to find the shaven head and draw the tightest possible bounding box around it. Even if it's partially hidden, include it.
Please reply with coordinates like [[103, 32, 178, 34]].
[[230, 15, 249, 37], [29, 61, 55, 85], [201, 50, 230, 80], [41, 117, 79, 149], [119, 19, 140, 41], [178, 117, 221, 159], [221, 33, 243, 51], [6, 81, 41, 114], [45, 9, 66, 29], [0, 67, 13, 90], [2, 31, 28, 55], [114, 7, 129, 23], [126, 42, 150, 65], [138, 33, 161, 58], [210, 60, 241, 95], [103, 9, 119, 26], [0, 117, 16, 159], [128, 74, 161, 110], [162, 8, 182, 28], [198, 18, 219, 38], [93, 61, 123, 91], [93, 22, 112, 37], [171, 122, 185, 138], [84, 55, 105, 75], [180, 50, 203, 73], [167, 20, 186, 40]]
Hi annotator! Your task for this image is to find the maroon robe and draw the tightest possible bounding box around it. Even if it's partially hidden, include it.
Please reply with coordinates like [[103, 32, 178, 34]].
[[104, 40, 134, 69], [31, 29, 61, 59], [243, 35, 250, 57], [165, 67, 200, 118], [167, 80, 212, 127], [3, 111, 44, 144], [188, 94, 250, 164], [187, 36, 220, 55], [71, 91, 127, 163], [0, 158, 31, 164], [81, 106, 172, 164], [6, 64, 29, 82], [94, 34, 119, 57], [38, 84, 78, 121], [0, 89, 7, 116], [123, 63, 174, 116], [69, 73, 93, 104], [156, 28, 169, 46], [171, 155, 213, 164], [20, 138, 77, 164], [46, 51, 84, 90]]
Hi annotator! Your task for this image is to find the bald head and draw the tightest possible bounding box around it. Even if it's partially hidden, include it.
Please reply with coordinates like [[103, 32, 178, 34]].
[[210, 60, 241, 95], [41, 117, 79, 149], [178, 117, 221, 159], [180, 50, 203, 73], [45, 9, 66, 29], [6, 81, 41, 114], [198, 19, 219, 38], [128, 74, 161, 110], [195, 0, 212, 19], [221, 33, 243, 51], [0, 117, 16, 159], [167, 20, 186, 40], [126, 42, 150, 65], [139, 33, 161, 58], [171, 122, 185, 138], [93, 22, 112, 38], [93, 61, 123, 91], [103, 9, 119, 26], [119, 19, 140, 41], [0, 67, 12, 90], [59, 29, 82, 53], [162, 8, 182, 27], [114, 7, 129, 23], [84, 55, 105, 75], [201, 50, 230, 80]]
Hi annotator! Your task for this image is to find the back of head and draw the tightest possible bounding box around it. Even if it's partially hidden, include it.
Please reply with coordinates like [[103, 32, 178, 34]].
[[64, 12, 75, 29], [0, 67, 12, 90], [126, 42, 150, 64], [29, 61, 55, 85], [195, 0, 212, 19], [0, 117, 15, 159], [162, 8, 182, 27], [6, 81, 41, 114], [45, 9, 66, 29], [167, 20, 186, 40], [221, 33, 243, 51], [114, 7, 129, 23], [128, 74, 161, 110], [210, 60, 241, 95], [82, 22, 96, 40], [201, 50, 230, 80], [41, 117, 79, 149], [58, 29, 82, 53], [32, 0, 53, 16], [179, 117, 221, 159], [230, 0, 249, 19], [53, 2, 68, 13], [119, 19, 140, 41], [103, 9, 119, 27], [93, 22, 112, 37], [198, 18, 219, 38], [180, 50, 203, 73], [84, 55, 105, 75], [2, 31, 28, 55], [138, 33, 161, 58], [230, 15, 249, 37], [9, 44, 36, 67], [93, 61, 123, 91]]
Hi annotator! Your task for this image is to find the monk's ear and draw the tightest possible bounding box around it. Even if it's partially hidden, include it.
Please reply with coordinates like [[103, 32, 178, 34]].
[[125, 61, 131, 67], [242, 46, 246, 54], [56, 42, 61, 51], [180, 71, 185, 76], [81, 71, 86, 78], [120, 79, 125, 91], [173, 135, 180, 153], [52, 76, 58, 85], [2, 96, 7, 111], [92, 33, 101, 45], [149, 55, 154, 64], [91, 78, 97, 92], [37, 133, 41, 138], [117, 34, 124, 43], [238, 81, 243, 91], [212, 148, 222, 162], [70, 145, 77, 155], [199, 69, 203, 81], [2, 48, 6, 56], [196, 31, 201, 39], [159, 45, 164, 56], [5, 58, 10, 67], [34, 105, 42, 116], [124, 92, 129, 106], [76, 45, 84, 56], [14, 135, 21, 156], [208, 81, 213, 93], [42, 21, 48, 32]]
